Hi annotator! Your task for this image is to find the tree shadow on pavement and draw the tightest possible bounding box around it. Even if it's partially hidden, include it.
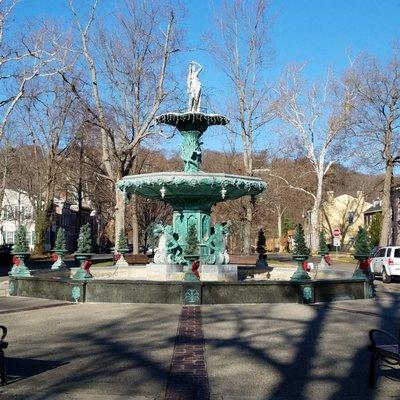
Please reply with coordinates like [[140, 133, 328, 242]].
[[329, 288, 400, 400], [5, 357, 68, 384], [1, 305, 179, 400], [202, 285, 400, 400]]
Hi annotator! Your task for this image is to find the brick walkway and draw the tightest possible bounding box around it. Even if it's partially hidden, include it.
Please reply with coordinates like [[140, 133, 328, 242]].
[[165, 306, 209, 400]]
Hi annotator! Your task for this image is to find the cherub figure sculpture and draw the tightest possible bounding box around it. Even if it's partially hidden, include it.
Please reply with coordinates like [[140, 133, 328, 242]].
[[204, 223, 229, 265]]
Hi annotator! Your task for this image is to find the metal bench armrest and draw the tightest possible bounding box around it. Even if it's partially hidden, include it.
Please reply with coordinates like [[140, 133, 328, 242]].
[[369, 329, 399, 350], [0, 326, 6, 342]]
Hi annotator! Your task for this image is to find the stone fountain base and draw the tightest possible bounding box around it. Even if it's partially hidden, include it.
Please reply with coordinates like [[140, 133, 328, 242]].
[[146, 263, 184, 281], [69, 263, 239, 282], [199, 264, 238, 282]]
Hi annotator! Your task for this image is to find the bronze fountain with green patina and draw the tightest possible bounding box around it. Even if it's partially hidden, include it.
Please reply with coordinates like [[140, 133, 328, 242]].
[[116, 62, 267, 278]]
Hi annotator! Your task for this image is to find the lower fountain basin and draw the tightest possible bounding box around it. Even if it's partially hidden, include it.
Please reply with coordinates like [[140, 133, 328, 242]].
[[9, 273, 372, 305]]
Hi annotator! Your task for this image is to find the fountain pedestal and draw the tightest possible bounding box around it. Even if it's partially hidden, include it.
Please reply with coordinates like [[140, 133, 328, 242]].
[[199, 264, 238, 282], [146, 263, 184, 281]]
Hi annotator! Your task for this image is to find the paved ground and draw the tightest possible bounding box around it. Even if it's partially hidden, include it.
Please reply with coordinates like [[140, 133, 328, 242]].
[[0, 282, 399, 399]]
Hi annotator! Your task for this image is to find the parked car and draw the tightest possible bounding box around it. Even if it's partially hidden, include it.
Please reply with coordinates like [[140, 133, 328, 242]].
[[370, 246, 400, 283]]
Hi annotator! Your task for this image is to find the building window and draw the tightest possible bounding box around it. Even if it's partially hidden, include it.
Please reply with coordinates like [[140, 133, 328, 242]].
[[1, 206, 13, 220], [5, 231, 14, 243], [30, 231, 36, 245], [22, 206, 32, 220]]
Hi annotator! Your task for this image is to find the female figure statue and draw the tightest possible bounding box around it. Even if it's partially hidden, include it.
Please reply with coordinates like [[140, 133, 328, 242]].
[[187, 61, 203, 112]]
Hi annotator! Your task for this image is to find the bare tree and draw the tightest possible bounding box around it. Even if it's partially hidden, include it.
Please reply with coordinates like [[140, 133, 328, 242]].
[[343, 53, 400, 246], [207, 0, 274, 254], [0, 2, 71, 138], [272, 65, 350, 252], [259, 159, 311, 251], [67, 0, 180, 251], [17, 77, 77, 254]]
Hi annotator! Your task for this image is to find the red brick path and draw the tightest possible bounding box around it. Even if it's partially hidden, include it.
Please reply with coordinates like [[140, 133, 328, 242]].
[[165, 306, 210, 400]]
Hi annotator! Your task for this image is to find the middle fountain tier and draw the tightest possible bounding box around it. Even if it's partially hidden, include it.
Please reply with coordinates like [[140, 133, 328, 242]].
[[116, 63, 267, 280]]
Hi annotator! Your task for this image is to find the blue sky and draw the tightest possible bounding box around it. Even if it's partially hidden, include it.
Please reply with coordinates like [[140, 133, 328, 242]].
[[12, 0, 400, 154], [14, 0, 400, 86]]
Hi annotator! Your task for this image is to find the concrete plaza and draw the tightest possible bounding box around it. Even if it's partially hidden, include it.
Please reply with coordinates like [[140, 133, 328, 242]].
[[0, 281, 399, 399]]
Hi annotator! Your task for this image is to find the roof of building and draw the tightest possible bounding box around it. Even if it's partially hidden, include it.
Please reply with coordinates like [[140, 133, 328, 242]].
[[364, 203, 382, 215]]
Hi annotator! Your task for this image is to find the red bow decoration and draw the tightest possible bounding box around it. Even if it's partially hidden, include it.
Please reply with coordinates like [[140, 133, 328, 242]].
[[359, 258, 371, 271], [324, 255, 332, 266], [83, 260, 92, 271], [51, 253, 59, 262], [302, 260, 310, 272], [12, 256, 20, 266], [114, 253, 121, 262], [192, 260, 200, 278]]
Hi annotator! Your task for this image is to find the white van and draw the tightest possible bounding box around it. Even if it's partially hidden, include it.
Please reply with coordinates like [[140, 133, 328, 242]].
[[370, 246, 400, 283]]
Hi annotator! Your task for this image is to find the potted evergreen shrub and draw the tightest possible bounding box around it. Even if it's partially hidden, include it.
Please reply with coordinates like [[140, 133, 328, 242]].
[[256, 229, 268, 267], [73, 224, 94, 280], [318, 231, 329, 256], [183, 223, 200, 281], [184, 223, 200, 263], [9, 225, 31, 277], [352, 226, 372, 278], [115, 229, 129, 267], [290, 224, 311, 281], [51, 228, 68, 270], [318, 231, 331, 270]]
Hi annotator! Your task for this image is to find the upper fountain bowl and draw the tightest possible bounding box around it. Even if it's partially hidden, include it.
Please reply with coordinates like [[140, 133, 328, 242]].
[[156, 112, 229, 132]]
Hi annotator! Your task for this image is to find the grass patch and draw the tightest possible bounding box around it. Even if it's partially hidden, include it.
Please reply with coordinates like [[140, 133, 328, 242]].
[[92, 260, 114, 267]]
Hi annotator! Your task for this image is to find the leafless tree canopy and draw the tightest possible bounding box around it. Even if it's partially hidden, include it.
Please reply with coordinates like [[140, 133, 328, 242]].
[[0, 0, 397, 254]]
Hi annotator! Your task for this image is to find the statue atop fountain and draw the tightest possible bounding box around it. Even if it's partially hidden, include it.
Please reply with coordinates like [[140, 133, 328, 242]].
[[187, 61, 203, 112]]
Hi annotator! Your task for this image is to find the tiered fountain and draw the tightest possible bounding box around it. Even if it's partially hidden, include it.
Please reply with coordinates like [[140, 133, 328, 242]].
[[8, 62, 372, 305], [116, 62, 267, 281]]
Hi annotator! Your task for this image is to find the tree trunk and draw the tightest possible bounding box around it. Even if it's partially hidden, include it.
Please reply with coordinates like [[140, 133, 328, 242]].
[[114, 189, 125, 251], [380, 161, 393, 246], [33, 201, 53, 255], [391, 189, 398, 245], [243, 197, 253, 255], [131, 194, 139, 253], [277, 210, 284, 252], [309, 170, 324, 253]]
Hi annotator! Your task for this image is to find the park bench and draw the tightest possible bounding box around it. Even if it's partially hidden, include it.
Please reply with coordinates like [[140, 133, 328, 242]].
[[229, 254, 258, 265], [0, 325, 7, 386], [123, 254, 149, 265], [368, 328, 400, 388]]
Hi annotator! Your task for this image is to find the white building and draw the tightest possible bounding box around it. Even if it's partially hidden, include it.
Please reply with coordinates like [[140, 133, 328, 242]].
[[0, 189, 97, 252], [0, 189, 36, 249]]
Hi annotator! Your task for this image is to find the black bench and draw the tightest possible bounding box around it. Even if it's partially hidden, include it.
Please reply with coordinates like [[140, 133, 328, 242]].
[[0, 325, 7, 386], [368, 328, 400, 388]]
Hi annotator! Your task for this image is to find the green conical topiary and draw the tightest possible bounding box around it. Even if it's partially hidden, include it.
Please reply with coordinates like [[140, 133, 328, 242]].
[[293, 224, 309, 255], [256, 229, 266, 256], [369, 213, 382, 247], [77, 223, 92, 253], [185, 223, 199, 255], [354, 226, 371, 257], [318, 231, 329, 253], [54, 227, 67, 251], [13, 225, 29, 253], [117, 229, 128, 250]]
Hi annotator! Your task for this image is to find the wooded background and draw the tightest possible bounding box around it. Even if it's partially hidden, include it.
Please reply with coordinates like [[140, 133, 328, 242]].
[[0, 0, 397, 254]]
